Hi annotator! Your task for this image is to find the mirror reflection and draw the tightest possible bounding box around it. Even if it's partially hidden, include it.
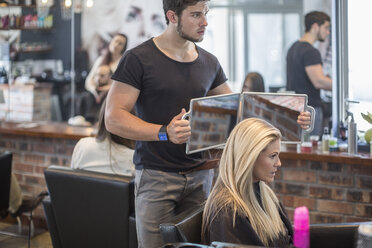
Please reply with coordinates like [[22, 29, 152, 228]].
[[242, 93, 307, 143], [187, 93, 240, 154], [186, 93, 308, 154]]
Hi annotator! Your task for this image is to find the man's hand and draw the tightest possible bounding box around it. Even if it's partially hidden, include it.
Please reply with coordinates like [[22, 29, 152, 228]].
[[297, 111, 311, 129], [167, 108, 191, 144]]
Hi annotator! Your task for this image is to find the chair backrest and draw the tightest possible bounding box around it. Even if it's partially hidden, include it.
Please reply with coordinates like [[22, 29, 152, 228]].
[[160, 207, 204, 244], [44, 165, 134, 248], [0, 151, 12, 214], [310, 221, 372, 248]]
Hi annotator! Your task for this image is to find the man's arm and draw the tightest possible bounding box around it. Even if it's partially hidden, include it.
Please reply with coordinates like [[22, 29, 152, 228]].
[[105, 81, 190, 144], [305, 64, 332, 90], [207, 82, 233, 96]]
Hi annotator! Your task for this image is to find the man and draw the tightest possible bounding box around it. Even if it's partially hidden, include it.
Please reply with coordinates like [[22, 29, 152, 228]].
[[106, 1, 311, 247], [287, 11, 332, 136], [77, 65, 112, 123]]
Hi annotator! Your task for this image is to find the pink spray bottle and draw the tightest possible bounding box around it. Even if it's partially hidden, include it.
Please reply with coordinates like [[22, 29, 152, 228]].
[[293, 206, 310, 248]]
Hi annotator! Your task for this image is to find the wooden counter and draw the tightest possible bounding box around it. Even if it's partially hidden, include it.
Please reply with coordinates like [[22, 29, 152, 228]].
[[0, 121, 95, 224], [280, 144, 372, 166], [0, 121, 95, 140]]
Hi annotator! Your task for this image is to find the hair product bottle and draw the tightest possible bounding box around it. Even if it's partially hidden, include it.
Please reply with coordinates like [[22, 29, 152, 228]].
[[293, 206, 310, 248]]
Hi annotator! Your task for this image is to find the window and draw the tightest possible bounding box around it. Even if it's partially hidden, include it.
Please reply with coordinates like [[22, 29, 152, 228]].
[[199, 0, 302, 92], [347, 0, 372, 132]]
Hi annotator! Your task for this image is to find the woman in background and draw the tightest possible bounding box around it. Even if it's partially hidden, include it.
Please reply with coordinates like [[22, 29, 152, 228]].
[[242, 72, 265, 92], [202, 118, 293, 247], [85, 33, 128, 99], [71, 99, 135, 176]]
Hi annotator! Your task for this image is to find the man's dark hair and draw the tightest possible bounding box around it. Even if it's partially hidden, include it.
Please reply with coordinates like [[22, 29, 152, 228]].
[[304, 11, 330, 32], [163, 0, 210, 24]]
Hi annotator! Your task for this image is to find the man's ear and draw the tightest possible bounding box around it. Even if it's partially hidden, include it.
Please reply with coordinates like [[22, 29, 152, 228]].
[[166, 10, 178, 24], [311, 22, 320, 32]]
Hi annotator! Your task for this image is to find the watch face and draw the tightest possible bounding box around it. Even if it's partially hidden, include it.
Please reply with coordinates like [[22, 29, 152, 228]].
[[159, 132, 168, 141]]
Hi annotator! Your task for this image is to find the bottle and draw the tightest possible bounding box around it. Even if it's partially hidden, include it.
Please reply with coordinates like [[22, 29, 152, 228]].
[[322, 127, 330, 152], [348, 121, 358, 154], [293, 206, 310, 248], [356, 224, 372, 248]]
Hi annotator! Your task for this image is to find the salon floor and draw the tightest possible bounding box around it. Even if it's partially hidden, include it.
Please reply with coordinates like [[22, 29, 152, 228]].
[[0, 222, 52, 248]]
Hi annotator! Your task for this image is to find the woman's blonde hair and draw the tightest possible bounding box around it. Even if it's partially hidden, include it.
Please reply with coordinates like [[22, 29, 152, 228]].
[[202, 118, 285, 246]]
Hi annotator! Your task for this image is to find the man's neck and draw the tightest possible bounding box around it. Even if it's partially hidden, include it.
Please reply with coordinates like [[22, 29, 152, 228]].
[[153, 27, 198, 62], [299, 32, 316, 45]]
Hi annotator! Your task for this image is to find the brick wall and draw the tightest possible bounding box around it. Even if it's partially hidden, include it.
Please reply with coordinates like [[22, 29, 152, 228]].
[[274, 158, 372, 223], [0, 133, 77, 221]]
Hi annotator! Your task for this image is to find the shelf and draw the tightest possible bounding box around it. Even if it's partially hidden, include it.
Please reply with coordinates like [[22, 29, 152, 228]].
[[18, 46, 52, 53], [0, 27, 52, 31], [0, 4, 37, 8]]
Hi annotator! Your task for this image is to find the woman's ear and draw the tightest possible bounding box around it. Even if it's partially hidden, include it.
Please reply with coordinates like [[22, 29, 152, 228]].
[[166, 10, 178, 24]]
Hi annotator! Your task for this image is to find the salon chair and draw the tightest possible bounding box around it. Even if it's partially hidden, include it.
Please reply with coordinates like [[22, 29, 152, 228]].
[[0, 151, 47, 240], [159, 205, 372, 248], [160, 206, 204, 244], [43, 165, 137, 248]]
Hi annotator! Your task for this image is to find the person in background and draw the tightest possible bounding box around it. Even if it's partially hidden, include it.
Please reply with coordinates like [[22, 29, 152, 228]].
[[85, 33, 128, 98], [241, 72, 265, 92], [202, 118, 293, 247], [105, 0, 311, 247], [71, 99, 135, 177], [7, 174, 22, 216], [286, 11, 332, 136], [77, 64, 112, 123]]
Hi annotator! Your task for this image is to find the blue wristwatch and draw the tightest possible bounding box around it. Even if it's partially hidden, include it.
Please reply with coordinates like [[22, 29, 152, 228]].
[[158, 125, 168, 141]]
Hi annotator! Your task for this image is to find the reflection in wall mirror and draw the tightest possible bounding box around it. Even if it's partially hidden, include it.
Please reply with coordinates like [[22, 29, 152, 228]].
[[241, 92, 308, 144], [185, 93, 240, 154]]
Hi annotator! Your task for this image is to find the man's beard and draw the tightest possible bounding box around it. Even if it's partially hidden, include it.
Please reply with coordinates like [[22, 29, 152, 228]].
[[177, 19, 204, 42], [317, 32, 326, 42]]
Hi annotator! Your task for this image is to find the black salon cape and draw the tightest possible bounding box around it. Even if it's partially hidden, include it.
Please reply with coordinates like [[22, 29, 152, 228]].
[[205, 182, 293, 247]]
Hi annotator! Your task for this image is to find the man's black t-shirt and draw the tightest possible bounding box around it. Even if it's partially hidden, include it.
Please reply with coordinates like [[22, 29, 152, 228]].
[[112, 38, 227, 172], [286, 41, 323, 107]]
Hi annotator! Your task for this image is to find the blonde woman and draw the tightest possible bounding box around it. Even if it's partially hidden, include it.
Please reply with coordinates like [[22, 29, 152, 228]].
[[202, 118, 293, 247]]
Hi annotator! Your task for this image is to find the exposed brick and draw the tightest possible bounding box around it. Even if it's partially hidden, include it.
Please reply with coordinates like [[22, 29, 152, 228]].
[[274, 182, 284, 194], [282, 195, 316, 210], [34, 165, 47, 175], [274, 170, 282, 180], [56, 145, 75, 156], [17, 142, 31, 151], [309, 161, 323, 170], [355, 204, 372, 218], [310, 187, 344, 201], [13, 173, 23, 183], [19, 183, 36, 196], [45, 156, 60, 165], [31, 143, 55, 154], [285, 183, 307, 196], [24, 175, 46, 187], [317, 200, 353, 215], [326, 163, 343, 172], [356, 176, 372, 189], [319, 174, 353, 187], [310, 212, 344, 224], [283, 170, 316, 183], [12, 162, 34, 173], [351, 164, 372, 175], [281, 159, 307, 169], [23, 154, 45, 165], [330, 188, 344, 201], [346, 216, 372, 222], [347, 190, 372, 203]]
